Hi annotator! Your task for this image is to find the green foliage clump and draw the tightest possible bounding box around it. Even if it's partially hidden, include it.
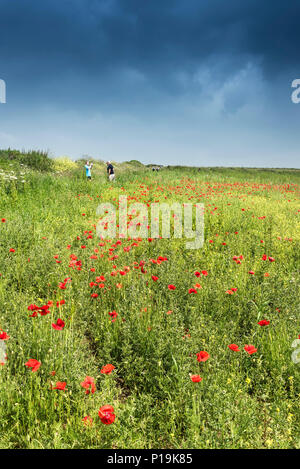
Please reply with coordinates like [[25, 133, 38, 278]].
[[53, 157, 77, 172], [0, 148, 54, 172]]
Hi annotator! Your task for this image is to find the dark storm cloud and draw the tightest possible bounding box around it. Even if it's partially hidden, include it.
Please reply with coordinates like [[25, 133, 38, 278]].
[[0, 0, 299, 92], [0, 0, 299, 167]]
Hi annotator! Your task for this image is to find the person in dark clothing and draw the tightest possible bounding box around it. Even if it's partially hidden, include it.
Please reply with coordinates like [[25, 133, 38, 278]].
[[106, 161, 115, 181]]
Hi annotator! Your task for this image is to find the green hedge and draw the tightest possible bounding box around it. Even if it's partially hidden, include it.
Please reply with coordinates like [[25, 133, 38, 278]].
[[0, 148, 54, 172]]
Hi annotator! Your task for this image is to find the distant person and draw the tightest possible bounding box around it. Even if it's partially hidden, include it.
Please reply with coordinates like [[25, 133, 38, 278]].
[[106, 161, 115, 181], [85, 161, 93, 180]]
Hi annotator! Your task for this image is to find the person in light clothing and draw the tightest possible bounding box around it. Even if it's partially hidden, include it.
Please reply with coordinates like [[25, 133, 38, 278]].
[[84, 161, 93, 180], [106, 161, 115, 181]]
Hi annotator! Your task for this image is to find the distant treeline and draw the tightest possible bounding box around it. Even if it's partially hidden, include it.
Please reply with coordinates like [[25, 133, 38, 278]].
[[2, 149, 297, 175], [0, 150, 148, 174]]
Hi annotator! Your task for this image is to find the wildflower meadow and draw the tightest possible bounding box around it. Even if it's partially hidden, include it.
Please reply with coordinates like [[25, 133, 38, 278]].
[[0, 153, 299, 449]]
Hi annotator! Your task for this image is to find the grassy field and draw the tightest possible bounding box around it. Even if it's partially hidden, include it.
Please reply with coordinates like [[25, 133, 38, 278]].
[[0, 151, 299, 449]]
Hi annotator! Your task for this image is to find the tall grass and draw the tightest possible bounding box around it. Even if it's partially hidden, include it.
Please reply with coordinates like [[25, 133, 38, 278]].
[[0, 166, 299, 448]]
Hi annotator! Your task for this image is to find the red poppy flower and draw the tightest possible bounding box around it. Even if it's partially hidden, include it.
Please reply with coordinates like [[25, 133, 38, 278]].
[[257, 320, 270, 326], [80, 376, 96, 394], [168, 284, 176, 290], [0, 355, 7, 366], [1, 218, 6, 222], [196, 351, 210, 362], [108, 310, 118, 322], [39, 304, 51, 316], [98, 405, 116, 424], [228, 344, 240, 352], [28, 303, 51, 317], [52, 318, 65, 330], [244, 344, 257, 355], [0, 330, 9, 340], [53, 381, 67, 391], [82, 415, 93, 426], [190, 374, 202, 382], [96, 275, 106, 282], [101, 364, 116, 375], [25, 359, 41, 372], [151, 275, 159, 282], [188, 288, 197, 294]]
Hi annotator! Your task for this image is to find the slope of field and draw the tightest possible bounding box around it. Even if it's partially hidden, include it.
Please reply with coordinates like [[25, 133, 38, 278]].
[[0, 159, 299, 449]]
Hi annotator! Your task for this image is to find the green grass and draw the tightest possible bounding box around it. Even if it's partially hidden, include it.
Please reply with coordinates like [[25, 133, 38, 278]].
[[0, 161, 299, 449]]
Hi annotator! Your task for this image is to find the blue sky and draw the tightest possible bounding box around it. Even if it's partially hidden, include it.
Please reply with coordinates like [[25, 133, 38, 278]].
[[0, 0, 299, 167]]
